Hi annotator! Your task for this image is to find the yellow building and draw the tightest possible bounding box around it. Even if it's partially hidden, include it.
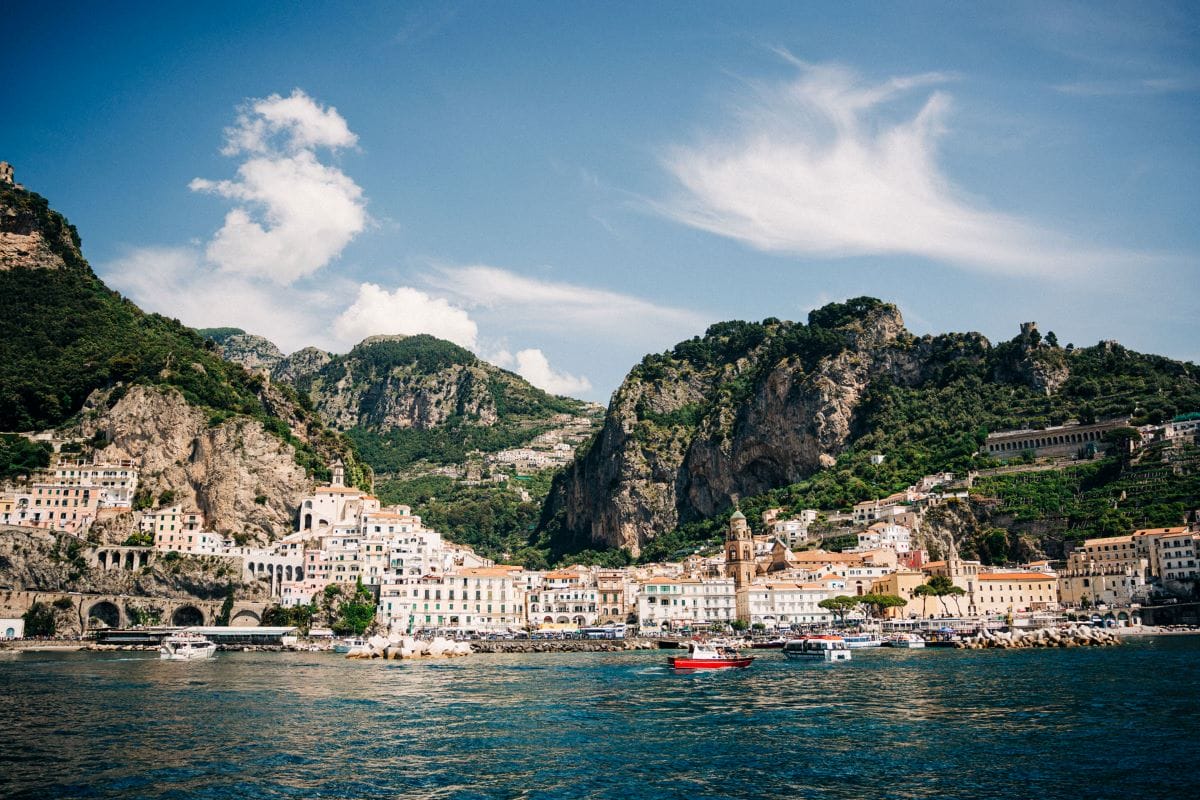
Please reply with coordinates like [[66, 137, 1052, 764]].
[[975, 572, 1058, 616], [869, 570, 930, 618]]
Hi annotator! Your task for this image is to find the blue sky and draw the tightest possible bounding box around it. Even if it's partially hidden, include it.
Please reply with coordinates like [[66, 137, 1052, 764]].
[[3, 1, 1197, 400]]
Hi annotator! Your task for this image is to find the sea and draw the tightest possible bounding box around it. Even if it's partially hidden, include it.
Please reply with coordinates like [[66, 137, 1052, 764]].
[[1, 636, 1197, 800]]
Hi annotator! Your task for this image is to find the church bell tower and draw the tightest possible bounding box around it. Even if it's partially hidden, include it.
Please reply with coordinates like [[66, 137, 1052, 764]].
[[726, 507, 754, 624]]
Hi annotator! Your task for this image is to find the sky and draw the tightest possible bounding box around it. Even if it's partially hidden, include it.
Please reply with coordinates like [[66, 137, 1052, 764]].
[[3, 1, 1197, 401]]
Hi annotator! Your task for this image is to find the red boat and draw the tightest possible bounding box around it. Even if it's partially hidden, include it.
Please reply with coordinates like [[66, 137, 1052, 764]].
[[668, 640, 754, 670]]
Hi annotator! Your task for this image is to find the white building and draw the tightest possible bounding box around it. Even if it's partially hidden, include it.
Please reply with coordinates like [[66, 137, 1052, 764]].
[[636, 577, 736, 632], [849, 522, 912, 556], [748, 582, 833, 629], [380, 566, 526, 634]]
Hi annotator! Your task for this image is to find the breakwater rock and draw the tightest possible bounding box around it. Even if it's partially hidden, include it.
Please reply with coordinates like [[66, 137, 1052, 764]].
[[346, 635, 473, 660], [957, 625, 1121, 649], [470, 638, 656, 654]]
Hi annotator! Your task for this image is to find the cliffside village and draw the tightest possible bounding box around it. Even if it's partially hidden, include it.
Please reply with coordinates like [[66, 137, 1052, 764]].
[[2, 412, 1198, 636]]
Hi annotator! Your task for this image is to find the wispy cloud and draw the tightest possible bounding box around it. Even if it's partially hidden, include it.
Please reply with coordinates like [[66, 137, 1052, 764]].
[[190, 89, 366, 284], [425, 264, 708, 344], [656, 57, 1147, 277], [1052, 76, 1200, 96]]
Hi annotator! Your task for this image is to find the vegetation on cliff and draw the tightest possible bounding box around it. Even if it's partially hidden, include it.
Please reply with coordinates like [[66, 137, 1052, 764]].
[[0, 182, 362, 484], [543, 297, 1200, 562]]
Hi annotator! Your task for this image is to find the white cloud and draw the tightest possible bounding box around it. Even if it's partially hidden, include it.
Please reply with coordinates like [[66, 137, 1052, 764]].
[[332, 283, 479, 349], [492, 348, 592, 396], [190, 90, 366, 284], [221, 89, 358, 155], [103, 245, 339, 353], [658, 58, 1140, 277], [425, 264, 708, 344]]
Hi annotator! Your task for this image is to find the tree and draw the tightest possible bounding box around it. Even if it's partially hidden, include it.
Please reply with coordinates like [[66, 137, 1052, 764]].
[[912, 584, 933, 618], [921, 575, 966, 616], [729, 618, 749, 632], [216, 588, 235, 627], [857, 593, 906, 619], [23, 602, 56, 637], [818, 595, 860, 625]]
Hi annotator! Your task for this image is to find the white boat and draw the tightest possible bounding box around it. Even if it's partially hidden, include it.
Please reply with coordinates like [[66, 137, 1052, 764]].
[[841, 632, 885, 649], [886, 633, 926, 649], [783, 636, 852, 662], [159, 633, 217, 661], [333, 637, 371, 656]]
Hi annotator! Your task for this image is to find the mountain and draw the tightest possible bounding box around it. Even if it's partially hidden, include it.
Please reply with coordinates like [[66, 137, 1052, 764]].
[[0, 178, 364, 542], [540, 298, 1200, 558], [208, 332, 597, 475]]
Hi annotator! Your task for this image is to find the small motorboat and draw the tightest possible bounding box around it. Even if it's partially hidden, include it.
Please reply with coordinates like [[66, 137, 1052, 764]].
[[333, 637, 371, 656], [886, 633, 926, 649], [783, 635, 851, 662], [668, 640, 754, 670], [159, 633, 217, 661], [841, 632, 884, 648]]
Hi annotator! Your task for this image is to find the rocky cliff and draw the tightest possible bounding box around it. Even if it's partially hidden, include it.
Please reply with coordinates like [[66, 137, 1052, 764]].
[[542, 298, 1200, 556], [209, 331, 592, 473], [73, 386, 313, 543], [0, 178, 365, 539]]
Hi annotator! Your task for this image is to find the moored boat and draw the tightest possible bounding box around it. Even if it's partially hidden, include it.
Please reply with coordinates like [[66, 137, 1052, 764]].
[[886, 633, 926, 649], [783, 635, 852, 662], [159, 633, 217, 661], [841, 632, 884, 648], [333, 637, 371, 656], [668, 640, 754, 670]]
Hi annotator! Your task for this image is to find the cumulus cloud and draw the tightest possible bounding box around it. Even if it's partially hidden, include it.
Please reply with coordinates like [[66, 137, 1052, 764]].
[[332, 283, 479, 349], [103, 245, 339, 352], [190, 89, 366, 284], [425, 264, 708, 344], [492, 348, 592, 396], [658, 57, 1138, 277]]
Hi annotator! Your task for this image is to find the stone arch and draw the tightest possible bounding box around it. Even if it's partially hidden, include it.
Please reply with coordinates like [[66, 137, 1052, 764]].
[[573, 615, 586, 626], [124, 552, 135, 570], [230, 608, 261, 627], [97, 551, 107, 569], [285, 565, 293, 581], [303, 513, 312, 530], [87, 601, 121, 629], [172, 605, 205, 627], [556, 616, 569, 624]]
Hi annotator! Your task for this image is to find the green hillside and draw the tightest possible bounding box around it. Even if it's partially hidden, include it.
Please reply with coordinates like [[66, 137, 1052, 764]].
[[0, 182, 358, 482]]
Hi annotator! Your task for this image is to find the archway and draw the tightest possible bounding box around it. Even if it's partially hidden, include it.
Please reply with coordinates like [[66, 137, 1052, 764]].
[[172, 605, 205, 627], [230, 609, 261, 628], [303, 513, 312, 530], [88, 601, 120, 629]]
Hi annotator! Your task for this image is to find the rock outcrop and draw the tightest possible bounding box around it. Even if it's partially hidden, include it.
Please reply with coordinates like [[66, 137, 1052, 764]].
[[77, 386, 315, 543], [544, 301, 940, 554]]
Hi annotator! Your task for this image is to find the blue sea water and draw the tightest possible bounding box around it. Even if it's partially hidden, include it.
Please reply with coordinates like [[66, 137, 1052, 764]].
[[1, 636, 1198, 800]]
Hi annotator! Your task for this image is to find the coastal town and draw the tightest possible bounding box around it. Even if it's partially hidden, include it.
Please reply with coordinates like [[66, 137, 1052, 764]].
[[2, 412, 1197, 643]]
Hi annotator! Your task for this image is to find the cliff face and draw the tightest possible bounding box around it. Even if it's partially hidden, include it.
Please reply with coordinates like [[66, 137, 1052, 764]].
[[75, 386, 314, 543], [210, 331, 593, 475], [544, 301, 933, 554]]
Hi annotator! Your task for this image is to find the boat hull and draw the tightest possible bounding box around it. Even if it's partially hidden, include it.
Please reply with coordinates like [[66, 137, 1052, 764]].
[[669, 657, 754, 669]]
